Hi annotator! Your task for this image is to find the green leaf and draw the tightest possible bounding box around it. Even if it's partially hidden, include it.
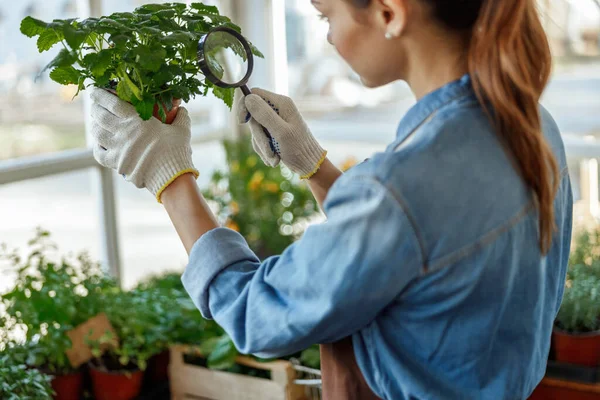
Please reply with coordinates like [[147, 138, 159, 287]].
[[207, 337, 237, 370], [37, 29, 64, 52], [155, 9, 176, 19], [199, 337, 220, 355], [152, 65, 177, 88], [300, 345, 321, 369], [139, 26, 162, 36], [133, 45, 167, 73], [83, 49, 114, 78], [212, 86, 234, 110], [190, 3, 221, 15], [250, 42, 265, 59], [135, 3, 173, 13], [20, 16, 48, 38], [63, 24, 88, 50], [108, 33, 132, 47], [131, 95, 155, 121], [121, 71, 142, 100], [98, 18, 131, 32], [116, 80, 133, 102], [43, 49, 77, 72], [49, 67, 81, 85], [157, 103, 167, 123], [161, 32, 196, 46]]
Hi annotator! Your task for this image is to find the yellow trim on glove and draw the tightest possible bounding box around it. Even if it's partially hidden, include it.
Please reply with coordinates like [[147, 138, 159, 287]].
[[300, 151, 328, 180], [156, 168, 200, 204]]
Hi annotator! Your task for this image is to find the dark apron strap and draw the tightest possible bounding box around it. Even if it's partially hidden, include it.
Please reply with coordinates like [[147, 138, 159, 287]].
[[320, 337, 382, 400]]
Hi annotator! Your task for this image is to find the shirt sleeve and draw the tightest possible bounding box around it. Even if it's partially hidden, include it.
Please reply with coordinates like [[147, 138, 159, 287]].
[[181, 174, 423, 358]]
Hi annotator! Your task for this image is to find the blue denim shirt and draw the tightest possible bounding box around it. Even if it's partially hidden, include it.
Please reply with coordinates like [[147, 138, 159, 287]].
[[182, 75, 573, 400]]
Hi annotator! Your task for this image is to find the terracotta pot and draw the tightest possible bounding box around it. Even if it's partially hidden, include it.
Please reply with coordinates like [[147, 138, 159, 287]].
[[553, 328, 600, 367], [105, 88, 181, 125], [89, 363, 143, 400], [147, 350, 170, 382], [153, 98, 181, 125], [50, 371, 84, 400]]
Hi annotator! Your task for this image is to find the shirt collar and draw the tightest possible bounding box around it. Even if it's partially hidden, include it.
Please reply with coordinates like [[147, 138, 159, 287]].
[[395, 74, 474, 144]]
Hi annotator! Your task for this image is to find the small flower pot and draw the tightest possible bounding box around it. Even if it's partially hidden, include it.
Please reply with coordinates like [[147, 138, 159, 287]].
[[147, 350, 170, 382], [105, 86, 180, 124], [154, 98, 181, 125], [553, 328, 600, 367], [89, 362, 143, 400], [50, 370, 84, 400]]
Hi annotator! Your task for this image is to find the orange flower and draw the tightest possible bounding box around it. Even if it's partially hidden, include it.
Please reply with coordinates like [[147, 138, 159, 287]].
[[248, 171, 264, 192], [340, 156, 358, 172], [230, 201, 239, 215], [263, 182, 279, 193], [225, 219, 240, 232]]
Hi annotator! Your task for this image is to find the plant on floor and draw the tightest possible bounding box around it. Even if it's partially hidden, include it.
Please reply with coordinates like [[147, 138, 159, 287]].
[[0, 348, 54, 400], [203, 135, 319, 259], [20, 2, 263, 121], [87, 287, 165, 372], [135, 272, 235, 369], [0, 228, 115, 374], [556, 229, 600, 333], [556, 271, 600, 333]]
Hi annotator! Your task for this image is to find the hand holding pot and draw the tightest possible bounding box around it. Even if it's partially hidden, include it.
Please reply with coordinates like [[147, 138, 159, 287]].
[[236, 88, 328, 179], [90, 88, 199, 203]]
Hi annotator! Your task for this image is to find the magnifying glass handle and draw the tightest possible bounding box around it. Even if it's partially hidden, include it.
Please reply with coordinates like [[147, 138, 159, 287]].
[[240, 85, 279, 156]]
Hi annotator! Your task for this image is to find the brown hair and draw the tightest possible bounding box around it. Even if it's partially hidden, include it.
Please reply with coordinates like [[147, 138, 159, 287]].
[[350, 0, 558, 254]]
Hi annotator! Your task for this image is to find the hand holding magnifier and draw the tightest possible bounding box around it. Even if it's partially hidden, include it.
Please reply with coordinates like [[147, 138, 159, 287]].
[[197, 27, 279, 156]]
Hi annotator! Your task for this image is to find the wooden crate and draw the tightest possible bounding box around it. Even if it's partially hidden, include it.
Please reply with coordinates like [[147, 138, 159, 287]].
[[529, 377, 600, 400], [169, 345, 307, 400]]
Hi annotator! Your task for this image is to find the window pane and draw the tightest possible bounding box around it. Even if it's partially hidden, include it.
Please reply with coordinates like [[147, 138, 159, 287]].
[[0, 169, 99, 293], [0, 1, 86, 160]]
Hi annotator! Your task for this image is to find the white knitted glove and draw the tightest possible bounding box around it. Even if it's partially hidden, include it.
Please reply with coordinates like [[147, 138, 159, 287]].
[[236, 88, 327, 179], [90, 88, 199, 203]]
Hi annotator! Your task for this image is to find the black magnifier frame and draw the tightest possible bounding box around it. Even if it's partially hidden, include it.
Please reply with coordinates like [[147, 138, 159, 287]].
[[197, 26, 278, 154], [197, 26, 254, 96]]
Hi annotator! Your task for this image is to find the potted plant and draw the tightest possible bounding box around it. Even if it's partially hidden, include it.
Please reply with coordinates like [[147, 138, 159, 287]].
[[0, 228, 113, 400], [203, 136, 320, 259], [85, 286, 167, 400], [20, 2, 263, 123], [134, 272, 234, 381], [554, 230, 600, 366], [0, 348, 54, 400]]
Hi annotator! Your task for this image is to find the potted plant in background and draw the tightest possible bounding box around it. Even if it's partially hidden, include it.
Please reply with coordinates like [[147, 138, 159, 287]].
[[554, 229, 600, 367], [0, 348, 54, 400], [203, 136, 320, 259], [86, 287, 165, 400], [20, 2, 263, 123], [0, 228, 112, 400]]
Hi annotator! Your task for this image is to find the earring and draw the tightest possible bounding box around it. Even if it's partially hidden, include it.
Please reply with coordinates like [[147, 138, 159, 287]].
[[385, 32, 393, 40]]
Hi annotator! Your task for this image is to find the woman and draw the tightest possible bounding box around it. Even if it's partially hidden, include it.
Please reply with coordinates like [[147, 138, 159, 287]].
[[89, 0, 573, 398]]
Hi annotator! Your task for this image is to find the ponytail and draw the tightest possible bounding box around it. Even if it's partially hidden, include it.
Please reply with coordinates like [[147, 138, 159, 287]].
[[468, 0, 559, 254]]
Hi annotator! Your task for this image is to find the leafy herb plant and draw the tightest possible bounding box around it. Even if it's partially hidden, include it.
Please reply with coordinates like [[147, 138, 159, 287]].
[[0, 351, 54, 400], [556, 229, 600, 333], [20, 2, 263, 121]]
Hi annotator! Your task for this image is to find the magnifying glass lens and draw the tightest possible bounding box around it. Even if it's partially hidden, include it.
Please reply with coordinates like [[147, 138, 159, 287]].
[[204, 31, 249, 86]]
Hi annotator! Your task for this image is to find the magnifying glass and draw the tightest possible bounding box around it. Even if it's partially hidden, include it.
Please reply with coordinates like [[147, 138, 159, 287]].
[[197, 26, 279, 155]]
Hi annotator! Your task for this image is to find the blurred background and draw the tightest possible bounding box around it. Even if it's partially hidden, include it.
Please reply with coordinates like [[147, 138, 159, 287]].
[[0, 0, 599, 289]]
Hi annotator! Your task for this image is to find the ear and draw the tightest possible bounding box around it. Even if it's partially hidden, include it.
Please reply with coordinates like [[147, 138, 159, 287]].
[[373, 0, 409, 38]]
